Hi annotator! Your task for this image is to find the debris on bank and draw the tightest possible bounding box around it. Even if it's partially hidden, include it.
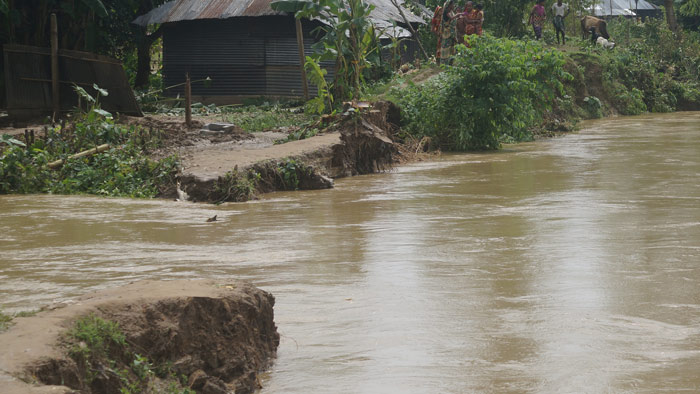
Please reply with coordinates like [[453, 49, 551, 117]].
[[175, 101, 403, 203], [0, 280, 279, 394]]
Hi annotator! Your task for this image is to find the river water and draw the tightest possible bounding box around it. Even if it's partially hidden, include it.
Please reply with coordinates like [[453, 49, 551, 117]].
[[1, 113, 700, 393]]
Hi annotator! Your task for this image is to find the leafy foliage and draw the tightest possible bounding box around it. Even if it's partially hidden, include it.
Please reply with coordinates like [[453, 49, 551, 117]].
[[583, 96, 603, 118], [481, 0, 531, 37], [304, 56, 334, 115], [214, 170, 260, 203], [0, 87, 178, 197], [66, 315, 194, 393], [272, 0, 384, 102], [278, 159, 305, 190], [398, 35, 569, 150], [600, 18, 700, 112], [68, 314, 126, 363]]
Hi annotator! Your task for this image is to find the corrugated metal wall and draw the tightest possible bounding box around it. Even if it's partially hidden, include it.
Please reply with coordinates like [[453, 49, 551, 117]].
[[3, 44, 141, 116], [162, 16, 334, 100]]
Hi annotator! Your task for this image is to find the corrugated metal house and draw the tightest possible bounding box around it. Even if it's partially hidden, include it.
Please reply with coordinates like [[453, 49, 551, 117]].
[[133, 0, 425, 103], [590, 0, 661, 19]]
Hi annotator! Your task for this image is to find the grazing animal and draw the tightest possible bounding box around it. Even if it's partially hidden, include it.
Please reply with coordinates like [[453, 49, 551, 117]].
[[589, 27, 616, 49], [206, 215, 217, 222], [581, 15, 609, 40], [596, 36, 616, 49]]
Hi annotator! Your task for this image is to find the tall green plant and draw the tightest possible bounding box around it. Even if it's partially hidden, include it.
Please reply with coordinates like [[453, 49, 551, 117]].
[[271, 0, 381, 102], [304, 56, 334, 114]]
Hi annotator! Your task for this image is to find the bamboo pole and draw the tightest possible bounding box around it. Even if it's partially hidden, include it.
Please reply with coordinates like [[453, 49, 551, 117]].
[[48, 144, 110, 169], [50, 13, 59, 120], [389, 0, 430, 61], [295, 18, 310, 101], [185, 72, 192, 128]]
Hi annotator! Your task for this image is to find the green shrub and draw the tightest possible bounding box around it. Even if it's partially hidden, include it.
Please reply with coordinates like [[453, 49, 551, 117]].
[[214, 170, 260, 202], [398, 35, 569, 150], [583, 96, 603, 118], [68, 314, 126, 365], [601, 18, 700, 114], [0, 87, 178, 197], [607, 82, 647, 115]]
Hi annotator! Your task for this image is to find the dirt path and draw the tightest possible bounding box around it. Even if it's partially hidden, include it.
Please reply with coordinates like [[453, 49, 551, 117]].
[[179, 132, 342, 180]]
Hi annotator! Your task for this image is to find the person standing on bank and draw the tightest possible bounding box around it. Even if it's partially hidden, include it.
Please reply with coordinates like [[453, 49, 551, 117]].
[[551, 0, 570, 45], [529, 0, 546, 40], [438, 0, 458, 64]]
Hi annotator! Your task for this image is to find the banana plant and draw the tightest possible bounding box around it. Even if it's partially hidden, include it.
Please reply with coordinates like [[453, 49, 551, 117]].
[[271, 0, 381, 101], [80, 0, 108, 18]]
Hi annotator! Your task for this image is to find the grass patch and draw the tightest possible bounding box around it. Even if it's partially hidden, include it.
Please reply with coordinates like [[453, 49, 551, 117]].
[[214, 169, 261, 203], [14, 309, 40, 317], [65, 314, 194, 393], [0, 309, 12, 331], [221, 104, 312, 132]]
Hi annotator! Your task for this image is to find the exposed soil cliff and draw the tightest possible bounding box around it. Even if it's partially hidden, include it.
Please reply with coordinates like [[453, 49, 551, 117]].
[[0, 280, 279, 394]]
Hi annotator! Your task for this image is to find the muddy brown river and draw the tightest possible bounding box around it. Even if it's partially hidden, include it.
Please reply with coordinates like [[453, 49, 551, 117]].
[[2, 113, 700, 392]]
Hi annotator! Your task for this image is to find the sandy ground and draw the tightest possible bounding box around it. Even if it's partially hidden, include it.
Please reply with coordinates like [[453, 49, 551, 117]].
[[0, 279, 271, 394], [179, 132, 341, 180]]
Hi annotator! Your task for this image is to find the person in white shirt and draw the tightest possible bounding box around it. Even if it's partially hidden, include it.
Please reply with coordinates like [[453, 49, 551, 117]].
[[551, 0, 570, 44]]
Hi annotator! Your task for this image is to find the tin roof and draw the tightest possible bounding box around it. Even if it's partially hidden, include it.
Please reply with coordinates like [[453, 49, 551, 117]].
[[591, 0, 659, 16], [133, 0, 426, 26]]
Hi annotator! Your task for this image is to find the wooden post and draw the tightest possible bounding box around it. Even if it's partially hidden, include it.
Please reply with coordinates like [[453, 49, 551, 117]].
[[50, 13, 60, 120], [185, 72, 192, 128], [295, 18, 310, 101]]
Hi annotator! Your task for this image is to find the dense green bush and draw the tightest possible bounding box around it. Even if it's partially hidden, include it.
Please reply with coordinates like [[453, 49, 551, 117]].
[[583, 96, 603, 118], [600, 18, 700, 113], [397, 35, 569, 150], [607, 82, 647, 115]]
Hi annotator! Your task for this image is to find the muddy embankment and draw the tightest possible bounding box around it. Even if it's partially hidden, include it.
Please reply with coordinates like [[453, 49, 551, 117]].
[[171, 101, 403, 203], [0, 280, 279, 394]]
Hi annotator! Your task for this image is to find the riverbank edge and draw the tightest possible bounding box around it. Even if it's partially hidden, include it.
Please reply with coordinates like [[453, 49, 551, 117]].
[[175, 50, 698, 204], [175, 101, 405, 204], [0, 279, 279, 394]]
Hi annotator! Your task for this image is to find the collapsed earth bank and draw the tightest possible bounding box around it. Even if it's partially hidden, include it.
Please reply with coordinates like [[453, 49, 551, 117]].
[[172, 101, 402, 203], [0, 280, 279, 394]]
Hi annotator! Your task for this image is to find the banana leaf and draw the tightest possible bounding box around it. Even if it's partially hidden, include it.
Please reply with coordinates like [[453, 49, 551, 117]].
[[80, 0, 108, 18]]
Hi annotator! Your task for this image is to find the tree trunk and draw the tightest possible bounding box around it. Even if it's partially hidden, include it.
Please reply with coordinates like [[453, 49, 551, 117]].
[[134, 26, 162, 89], [665, 0, 679, 32]]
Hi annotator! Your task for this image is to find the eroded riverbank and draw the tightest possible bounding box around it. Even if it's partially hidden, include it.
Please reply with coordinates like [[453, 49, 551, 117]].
[[1, 112, 700, 393], [0, 280, 278, 394]]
